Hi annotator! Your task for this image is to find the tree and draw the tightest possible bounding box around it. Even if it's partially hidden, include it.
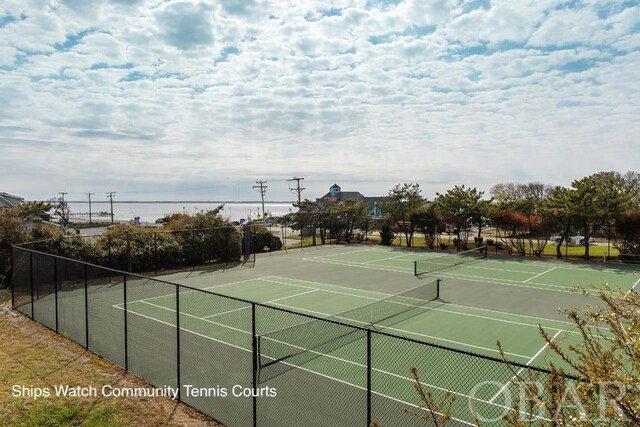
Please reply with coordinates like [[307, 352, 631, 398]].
[[335, 199, 369, 243], [51, 196, 71, 227], [435, 185, 487, 250], [378, 183, 424, 247], [412, 202, 439, 249], [491, 182, 552, 255], [287, 199, 338, 245], [571, 172, 631, 260], [539, 186, 574, 259], [293, 199, 321, 246], [614, 209, 640, 259], [490, 182, 551, 205], [490, 209, 529, 255], [0, 202, 52, 288]]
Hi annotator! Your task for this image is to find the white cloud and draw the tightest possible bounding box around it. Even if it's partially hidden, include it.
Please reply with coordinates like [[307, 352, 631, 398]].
[[0, 0, 638, 200]]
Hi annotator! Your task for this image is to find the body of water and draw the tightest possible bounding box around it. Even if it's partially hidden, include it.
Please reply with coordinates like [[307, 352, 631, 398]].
[[66, 201, 296, 223]]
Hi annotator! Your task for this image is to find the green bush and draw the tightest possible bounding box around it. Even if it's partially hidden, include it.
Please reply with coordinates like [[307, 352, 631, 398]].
[[485, 238, 494, 246], [495, 241, 504, 249], [253, 226, 283, 252], [439, 242, 449, 250], [379, 222, 395, 246]]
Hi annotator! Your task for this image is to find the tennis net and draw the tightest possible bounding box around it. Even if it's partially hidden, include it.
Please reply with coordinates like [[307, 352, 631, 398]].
[[257, 277, 440, 382], [414, 245, 487, 277]]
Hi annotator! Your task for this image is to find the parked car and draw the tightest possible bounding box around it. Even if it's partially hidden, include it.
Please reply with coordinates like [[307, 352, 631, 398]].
[[551, 235, 595, 245]]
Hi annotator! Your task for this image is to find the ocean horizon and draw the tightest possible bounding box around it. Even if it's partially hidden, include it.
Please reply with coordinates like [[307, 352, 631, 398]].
[[65, 201, 297, 223]]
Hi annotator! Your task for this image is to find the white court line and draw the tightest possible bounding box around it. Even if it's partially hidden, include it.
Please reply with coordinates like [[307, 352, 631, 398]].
[[306, 257, 412, 272], [119, 303, 480, 424], [270, 302, 532, 360], [263, 276, 578, 327], [117, 277, 263, 308], [258, 278, 381, 301], [304, 257, 574, 292], [120, 294, 544, 424], [523, 266, 558, 283], [488, 330, 563, 403], [624, 276, 640, 298], [363, 253, 414, 264], [259, 277, 588, 335], [258, 322, 545, 423], [116, 275, 580, 334], [301, 248, 373, 260], [201, 289, 320, 319]]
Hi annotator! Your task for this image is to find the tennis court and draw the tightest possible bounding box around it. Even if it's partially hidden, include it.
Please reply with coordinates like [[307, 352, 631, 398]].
[[302, 246, 640, 294], [106, 245, 638, 425], [14, 244, 639, 425]]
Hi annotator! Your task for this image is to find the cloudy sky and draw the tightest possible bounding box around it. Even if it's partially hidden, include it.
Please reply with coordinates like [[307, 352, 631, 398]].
[[1, 0, 639, 202]]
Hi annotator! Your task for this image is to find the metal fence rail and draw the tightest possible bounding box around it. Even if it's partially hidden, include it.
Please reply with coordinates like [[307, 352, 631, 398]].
[[11, 245, 578, 427]]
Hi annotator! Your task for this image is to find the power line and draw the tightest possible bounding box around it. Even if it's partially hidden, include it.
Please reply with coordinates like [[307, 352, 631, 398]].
[[107, 192, 116, 224], [287, 177, 305, 204], [252, 180, 267, 223]]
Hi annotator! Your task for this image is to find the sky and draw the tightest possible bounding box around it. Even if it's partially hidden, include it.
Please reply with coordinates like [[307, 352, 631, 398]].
[[1, 0, 639, 203]]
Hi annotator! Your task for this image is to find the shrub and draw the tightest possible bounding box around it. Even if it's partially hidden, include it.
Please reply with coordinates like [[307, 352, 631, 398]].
[[439, 242, 448, 250], [379, 222, 394, 246], [253, 226, 283, 252], [485, 238, 494, 246], [495, 241, 504, 249]]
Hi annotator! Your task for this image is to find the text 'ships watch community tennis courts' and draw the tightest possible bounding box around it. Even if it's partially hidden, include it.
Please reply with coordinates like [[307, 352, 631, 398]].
[[12, 243, 640, 426]]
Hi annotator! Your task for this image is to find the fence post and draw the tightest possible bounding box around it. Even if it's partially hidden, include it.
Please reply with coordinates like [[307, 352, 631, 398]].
[[29, 251, 34, 319], [282, 227, 286, 253], [225, 227, 229, 268], [176, 285, 181, 401], [367, 329, 372, 427], [126, 231, 132, 273], [123, 273, 128, 372], [252, 302, 257, 427], [54, 257, 58, 333], [365, 218, 369, 245], [84, 263, 89, 350], [192, 229, 196, 271], [10, 247, 15, 309], [108, 234, 112, 279], [154, 232, 158, 277], [58, 236, 62, 256]]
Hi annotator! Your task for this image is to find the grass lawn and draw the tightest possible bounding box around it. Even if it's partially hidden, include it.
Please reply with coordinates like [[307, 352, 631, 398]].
[[0, 290, 220, 427]]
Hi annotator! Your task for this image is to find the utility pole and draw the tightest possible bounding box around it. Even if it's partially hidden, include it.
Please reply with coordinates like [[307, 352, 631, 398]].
[[288, 177, 305, 204], [58, 192, 67, 202], [85, 192, 94, 224], [107, 192, 116, 224], [252, 181, 267, 223]]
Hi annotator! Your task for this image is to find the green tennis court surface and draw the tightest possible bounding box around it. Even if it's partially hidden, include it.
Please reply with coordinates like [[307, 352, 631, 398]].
[[106, 243, 637, 425], [302, 247, 640, 293]]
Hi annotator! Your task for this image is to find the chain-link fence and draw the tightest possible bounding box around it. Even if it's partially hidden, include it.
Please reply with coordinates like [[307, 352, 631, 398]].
[[11, 245, 579, 426], [16, 226, 250, 275]]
